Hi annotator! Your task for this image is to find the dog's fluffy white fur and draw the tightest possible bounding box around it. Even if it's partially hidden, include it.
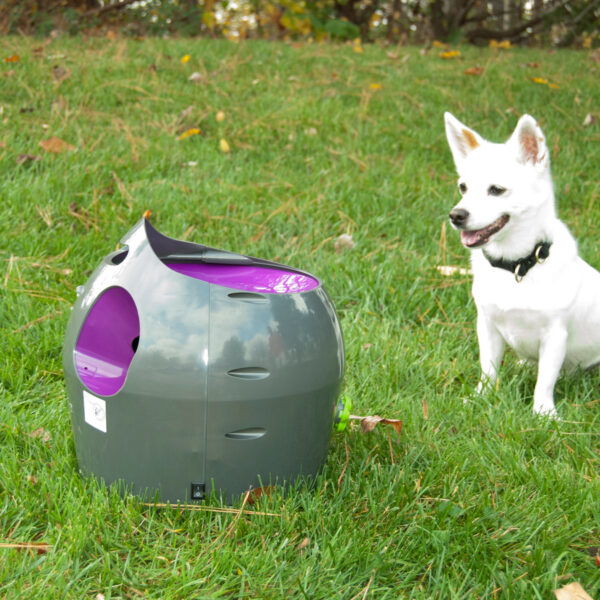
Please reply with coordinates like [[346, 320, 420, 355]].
[[445, 112, 600, 417]]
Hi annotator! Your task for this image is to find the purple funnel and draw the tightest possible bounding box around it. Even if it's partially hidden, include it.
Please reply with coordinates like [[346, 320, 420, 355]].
[[164, 263, 319, 294], [74, 287, 140, 396]]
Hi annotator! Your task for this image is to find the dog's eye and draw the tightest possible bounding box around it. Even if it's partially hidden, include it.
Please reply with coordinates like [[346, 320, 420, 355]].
[[459, 183, 467, 194], [488, 185, 506, 196]]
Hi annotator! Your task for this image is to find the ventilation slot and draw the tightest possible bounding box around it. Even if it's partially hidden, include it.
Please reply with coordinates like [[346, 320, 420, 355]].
[[109, 247, 129, 265], [225, 427, 266, 440], [227, 292, 267, 303], [227, 367, 270, 380]]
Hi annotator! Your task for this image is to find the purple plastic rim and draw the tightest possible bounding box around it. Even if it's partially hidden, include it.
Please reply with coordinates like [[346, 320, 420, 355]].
[[164, 262, 319, 294], [74, 287, 140, 396]]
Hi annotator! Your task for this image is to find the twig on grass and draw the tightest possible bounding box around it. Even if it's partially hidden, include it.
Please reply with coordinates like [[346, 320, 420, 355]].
[[337, 438, 351, 491]]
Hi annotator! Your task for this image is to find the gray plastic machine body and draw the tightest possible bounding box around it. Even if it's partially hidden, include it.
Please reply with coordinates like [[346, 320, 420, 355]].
[[62, 219, 344, 502]]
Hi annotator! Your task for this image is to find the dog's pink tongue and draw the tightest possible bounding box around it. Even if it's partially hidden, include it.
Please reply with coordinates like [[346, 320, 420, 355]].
[[460, 230, 482, 247]]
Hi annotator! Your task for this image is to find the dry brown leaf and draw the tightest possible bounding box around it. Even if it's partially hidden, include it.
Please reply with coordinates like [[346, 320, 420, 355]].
[[16, 154, 41, 165], [245, 486, 275, 505], [464, 66, 484, 76], [28, 427, 51, 443], [352, 415, 403, 437], [39, 137, 76, 153], [554, 582, 594, 600], [422, 398, 429, 420], [51, 65, 70, 82], [297, 537, 310, 551]]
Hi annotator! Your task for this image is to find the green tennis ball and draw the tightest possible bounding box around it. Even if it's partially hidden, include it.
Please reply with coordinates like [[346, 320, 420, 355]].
[[333, 395, 352, 432]]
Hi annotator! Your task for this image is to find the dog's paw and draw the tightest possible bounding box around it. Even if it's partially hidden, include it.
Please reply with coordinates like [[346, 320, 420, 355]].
[[533, 403, 559, 420]]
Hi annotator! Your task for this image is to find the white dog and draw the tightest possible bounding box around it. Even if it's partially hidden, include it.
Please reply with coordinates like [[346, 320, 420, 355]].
[[445, 112, 600, 417]]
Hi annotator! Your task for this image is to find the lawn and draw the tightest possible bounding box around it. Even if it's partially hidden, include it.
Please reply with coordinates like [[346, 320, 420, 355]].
[[0, 36, 599, 599]]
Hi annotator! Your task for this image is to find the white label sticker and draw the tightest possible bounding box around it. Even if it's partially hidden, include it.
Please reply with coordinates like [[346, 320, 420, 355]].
[[83, 391, 107, 433]]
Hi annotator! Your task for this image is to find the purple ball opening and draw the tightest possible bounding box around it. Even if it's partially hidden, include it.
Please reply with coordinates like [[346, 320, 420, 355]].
[[74, 287, 140, 396]]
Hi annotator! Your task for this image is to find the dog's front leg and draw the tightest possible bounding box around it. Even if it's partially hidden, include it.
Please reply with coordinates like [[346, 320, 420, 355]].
[[533, 325, 567, 417], [476, 312, 505, 395]]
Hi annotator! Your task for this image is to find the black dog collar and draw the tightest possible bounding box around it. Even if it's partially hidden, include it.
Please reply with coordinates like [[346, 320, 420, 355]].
[[483, 241, 552, 282]]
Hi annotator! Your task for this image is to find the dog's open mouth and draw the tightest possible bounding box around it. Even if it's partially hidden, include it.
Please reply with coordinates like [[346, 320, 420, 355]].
[[460, 214, 510, 248]]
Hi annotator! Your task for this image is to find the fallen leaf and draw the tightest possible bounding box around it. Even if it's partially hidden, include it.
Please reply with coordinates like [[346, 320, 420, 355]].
[[297, 537, 310, 551], [351, 414, 403, 437], [4, 54, 19, 63], [464, 66, 484, 76], [143, 209, 152, 219], [440, 50, 461, 59], [352, 39, 363, 54], [219, 138, 230, 153], [176, 105, 194, 126], [51, 65, 69, 82], [246, 486, 275, 505], [28, 427, 51, 443], [16, 154, 41, 165], [188, 72, 205, 84], [531, 77, 559, 89], [489, 40, 511, 49], [554, 582, 594, 600], [363, 342, 372, 350], [216, 110, 225, 123], [181, 54, 191, 64], [369, 82, 382, 90], [305, 127, 318, 136], [177, 128, 201, 141], [433, 40, 449, 49], [422, 398, 429, 420], [386, 51, 400, 60], [39, 137, 76, 153], [596, 554, 600, 568], [583, 113, 596, 127], [27, 474, 37, 485], [334, 233, 355, 253]]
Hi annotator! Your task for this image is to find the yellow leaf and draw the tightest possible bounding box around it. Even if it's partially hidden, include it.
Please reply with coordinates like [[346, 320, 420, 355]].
[[177, 128, 201, 140], [532, 77, 548, 85], [216, 110, 225, 123], [219, 138, 230, 153], [369, 82, 382, 90], [440, 50, 460, 59], [432, 40, 448, 48], [181, 54, 191, 64], [353, 44, 363, 54], [490, 39, 511, 49]]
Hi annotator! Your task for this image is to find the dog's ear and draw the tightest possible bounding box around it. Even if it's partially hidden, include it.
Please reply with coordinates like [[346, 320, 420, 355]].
[[444, 112, 484, 170], [509, 114, 549, 168]]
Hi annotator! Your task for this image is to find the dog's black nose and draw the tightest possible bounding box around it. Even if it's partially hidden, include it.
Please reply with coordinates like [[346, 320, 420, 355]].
[[449, 208, 469, 227]]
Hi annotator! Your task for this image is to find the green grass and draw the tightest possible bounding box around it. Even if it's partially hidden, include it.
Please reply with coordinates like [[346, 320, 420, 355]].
[[1, 36, 600, 599]]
